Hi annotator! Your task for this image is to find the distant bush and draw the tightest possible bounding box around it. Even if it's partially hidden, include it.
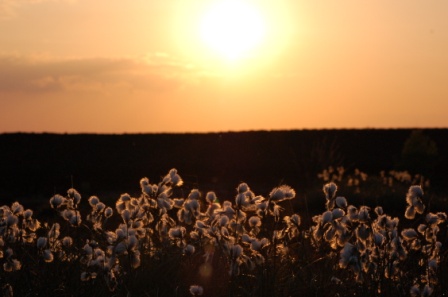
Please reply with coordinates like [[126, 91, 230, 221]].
[[397, 130, 439, 177], [0, 169, 446, 296]]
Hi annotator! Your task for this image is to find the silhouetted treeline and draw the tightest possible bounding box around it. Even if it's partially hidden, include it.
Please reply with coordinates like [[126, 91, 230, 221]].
[[1, 129, 447, 205]]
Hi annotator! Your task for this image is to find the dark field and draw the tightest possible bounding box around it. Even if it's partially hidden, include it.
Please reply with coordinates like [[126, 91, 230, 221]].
[[1, 129, 448, 206]]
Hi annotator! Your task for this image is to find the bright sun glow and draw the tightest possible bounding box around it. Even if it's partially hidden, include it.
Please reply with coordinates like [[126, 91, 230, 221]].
[[199, 0, 266, 62]]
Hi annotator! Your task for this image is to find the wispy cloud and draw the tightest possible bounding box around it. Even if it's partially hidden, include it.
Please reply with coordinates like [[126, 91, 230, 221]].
[[0, 53, 204, 95], [0, 0, 76, 19]]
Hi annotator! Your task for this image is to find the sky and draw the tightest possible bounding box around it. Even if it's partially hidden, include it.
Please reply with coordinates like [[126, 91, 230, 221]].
[[1, 0, 448, 133]]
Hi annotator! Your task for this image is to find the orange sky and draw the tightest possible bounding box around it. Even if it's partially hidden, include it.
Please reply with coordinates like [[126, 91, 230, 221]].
[[1, 0, 447, 133]]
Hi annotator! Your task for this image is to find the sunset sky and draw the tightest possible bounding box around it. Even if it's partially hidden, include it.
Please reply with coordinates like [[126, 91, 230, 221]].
[[1, 0, 447, 133]]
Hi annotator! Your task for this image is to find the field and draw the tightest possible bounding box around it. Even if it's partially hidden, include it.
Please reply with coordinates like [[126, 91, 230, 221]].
[[0, 129, 447, 296]]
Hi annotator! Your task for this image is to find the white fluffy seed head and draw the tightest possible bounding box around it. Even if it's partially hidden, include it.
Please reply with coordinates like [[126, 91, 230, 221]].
[[401, 228, 418, 240], [184, 244, 195, 255], [43, 249, 54, 263], [62, 236, 73, 247], [67, 188, 81, 204], [237, 183, 249, 194], [121, 209, 131, 223], [188, 189, 201, 200], [206, 191, 217, 204], [335, 196, 347, 208], [407, 185, 424, 202], [189, 285, 204, 296], [104, 207, 113, 218], [11, 202, 24, 215], [290, 214, 301, 226], [230, 244, 243, 258], [248, 216, 261, 228], [88, 196, 100, 207], [405, 206, 416, 220], [219, 215, 229, 227], [6, 214, 18, 226], [426, 213, 439, 225], [114, 242, 127, 255], [332, 208, 345, 220], [347, 205, 358, 221], [23, 209, 33, 219], [323, 182, 338, 200], [48, 223, 60, 238], [120, 193, 131, 202], [50, 194, 65, 208], [322, 211, 333, 225], [358, 206, 370, 222], [169, 168, 183, 186], [269, 185, 296, 202], [37, 237, 47, 249], [374, 206, 384, 216]]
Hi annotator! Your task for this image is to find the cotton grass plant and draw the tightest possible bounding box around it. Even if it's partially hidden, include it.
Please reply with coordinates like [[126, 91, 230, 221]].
[[0, 168, 446, 296]]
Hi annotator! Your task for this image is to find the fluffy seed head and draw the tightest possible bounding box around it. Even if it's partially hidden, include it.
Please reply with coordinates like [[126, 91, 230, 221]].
[[104, 207, 113, 218], [37, 237, 47, 249], [335, 196, 347, 208], [237, 183, 249, 194], [401, 228, 418, 240], [189, 285, 204, 296], [23, 209, 33, 219], [43, 249, 54, 263], [67, 188, 81, 204], [188, 189, 201, 200], [50, 194, 65, 208], [62, 236, 73, 247], [248, 216, 261, 228], [11, 202, 24, 215], [269, 185, 296, 202], [322, 211, 333, 224], [323, 182, 338, 200], [206, 191, 217, 204], [88, 196, 100, 207]]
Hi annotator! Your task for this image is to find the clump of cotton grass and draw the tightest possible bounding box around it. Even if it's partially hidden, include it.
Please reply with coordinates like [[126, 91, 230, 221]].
[[2, 168, 448, 296], [1, 202, 41, 247], [310, 188, 352, 249], [252, 184, 296, 222], [235, 183, 256, 210], [405, 210, 447, 297], [2, 248, 22, 272], [309, 181, 445, 295], [162, 168, 184, 187], [177, 189, 202, 225], [317, 166, 346, 183], [410, 284, 434, 297], [49, 188, 82, 226], [405, 185, 425, 219]]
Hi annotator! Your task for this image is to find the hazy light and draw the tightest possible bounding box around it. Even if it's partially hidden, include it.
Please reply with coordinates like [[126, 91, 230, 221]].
[[199, 0, 266, 62]]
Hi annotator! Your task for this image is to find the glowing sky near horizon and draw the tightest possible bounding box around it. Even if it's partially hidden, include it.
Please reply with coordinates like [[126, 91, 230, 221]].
[[1, 0, 448, 133]]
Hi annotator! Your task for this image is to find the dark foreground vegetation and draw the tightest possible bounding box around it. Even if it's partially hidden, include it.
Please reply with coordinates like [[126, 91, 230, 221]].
[[0, 129, 447, 296], [0, 168, 447, 296]]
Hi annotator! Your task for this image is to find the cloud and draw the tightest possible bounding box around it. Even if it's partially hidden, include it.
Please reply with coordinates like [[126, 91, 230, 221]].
[[0, 53, 204, 95], [0, 0, 76, 19]]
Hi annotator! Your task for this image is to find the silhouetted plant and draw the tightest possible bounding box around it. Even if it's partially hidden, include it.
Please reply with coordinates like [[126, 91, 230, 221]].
[[0, 169, 446, 296], [397, 130, 439, 177]]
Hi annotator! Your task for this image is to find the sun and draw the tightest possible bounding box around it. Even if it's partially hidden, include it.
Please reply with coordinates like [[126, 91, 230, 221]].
[[199, 0, 267, 62]]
